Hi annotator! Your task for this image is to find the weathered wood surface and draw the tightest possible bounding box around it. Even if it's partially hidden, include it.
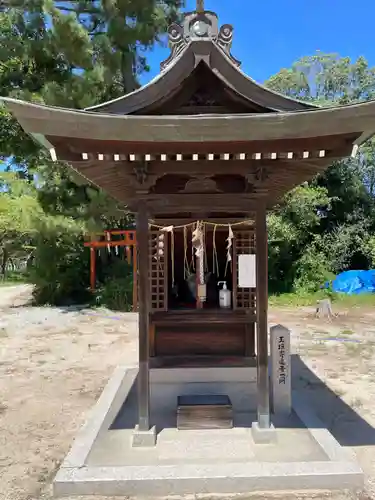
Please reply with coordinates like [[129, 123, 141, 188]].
[[177, 394, 233, 430], [136, 203, 151, 431], [154, 323, 249, 357], [150, 355, 256, 368], [255, 206, 271, 428], [5, 97, 368, 144], [151, 309, 256, 324]]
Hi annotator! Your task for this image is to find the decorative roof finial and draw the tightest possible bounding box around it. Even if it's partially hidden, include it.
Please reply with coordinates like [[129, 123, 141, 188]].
[[160, 0, 241, 71], [196, 0, 204, 12]]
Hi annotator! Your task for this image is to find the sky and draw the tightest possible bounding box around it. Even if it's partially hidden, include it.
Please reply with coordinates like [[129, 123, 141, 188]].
[[139, 0, 375, 86]]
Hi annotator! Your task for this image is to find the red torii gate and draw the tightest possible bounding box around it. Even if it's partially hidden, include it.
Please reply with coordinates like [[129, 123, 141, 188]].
[[84, 230, 138, 311]]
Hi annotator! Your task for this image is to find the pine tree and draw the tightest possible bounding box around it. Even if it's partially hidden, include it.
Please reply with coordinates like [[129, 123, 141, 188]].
[[0, 0, 183, 218]]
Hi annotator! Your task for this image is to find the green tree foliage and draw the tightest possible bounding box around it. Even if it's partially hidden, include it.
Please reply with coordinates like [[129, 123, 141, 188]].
[[0, 170, 43, 276], [30, 214, 91, 305], [2, 13, 375, 302], [266, 53, 375, 294], [267, 53, 375, 104], [267, 185, 331, 293], [0, 0, 183, 182], [0, 1, 183, 303]]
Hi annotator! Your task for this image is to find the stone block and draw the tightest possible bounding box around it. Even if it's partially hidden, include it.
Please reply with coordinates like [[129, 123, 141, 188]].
[[131, 425, 157, 447], [251, 421, 277, 443], [270, 324, 291, 416]]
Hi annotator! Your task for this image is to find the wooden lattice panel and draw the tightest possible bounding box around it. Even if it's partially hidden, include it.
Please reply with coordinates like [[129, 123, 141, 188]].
[[233, 229, 256, 312], [149, 230, 168, 311]]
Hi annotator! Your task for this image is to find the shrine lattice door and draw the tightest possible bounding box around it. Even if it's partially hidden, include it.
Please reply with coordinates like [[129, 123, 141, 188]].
[[232, 229, 256, 314], [148, 230, 168, 312]]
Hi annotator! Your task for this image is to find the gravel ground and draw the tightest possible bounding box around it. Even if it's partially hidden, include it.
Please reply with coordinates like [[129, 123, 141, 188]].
[[1, 285, 375, 500]]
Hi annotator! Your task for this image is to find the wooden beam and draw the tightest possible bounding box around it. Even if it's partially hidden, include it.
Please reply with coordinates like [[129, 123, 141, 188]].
[[132, 245, 138, 312], [48, 132, 358, 157], [124, 158, 328, 177], [152, 217, 254, 227], [143, 193, 262, 212], [136, 202, 151, 431], [84, 240, 131, 248], [146, 206, 257, 215], [147, 205, 257, 215], [85, 229, 136, 237], [77, 159, 283, 176], [255, 206, 270, 428]]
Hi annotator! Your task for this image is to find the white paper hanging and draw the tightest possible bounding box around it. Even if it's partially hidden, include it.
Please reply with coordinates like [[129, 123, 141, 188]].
[[238, 254, 256, 288], [226, 225, 234, 263]]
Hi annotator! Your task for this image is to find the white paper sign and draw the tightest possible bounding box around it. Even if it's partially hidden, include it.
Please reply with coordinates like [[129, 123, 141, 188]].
[[238, 254, 256, 288]]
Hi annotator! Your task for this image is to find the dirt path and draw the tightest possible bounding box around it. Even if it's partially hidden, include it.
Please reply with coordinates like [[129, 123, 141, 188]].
[[1, 286, 375, 500], [0, 286, 138, 500]]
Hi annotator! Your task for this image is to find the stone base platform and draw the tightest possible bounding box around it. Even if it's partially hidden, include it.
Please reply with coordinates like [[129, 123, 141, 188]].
[[53, 365, 363, 497]]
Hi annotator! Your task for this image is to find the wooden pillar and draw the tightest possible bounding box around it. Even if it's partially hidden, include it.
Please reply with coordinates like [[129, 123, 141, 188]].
[[136, 202, 150, 431], [90, 247, 96, 291], [126, 244, 131, 264], [132, 245, 138, 312], [255, 206, 270, 428]]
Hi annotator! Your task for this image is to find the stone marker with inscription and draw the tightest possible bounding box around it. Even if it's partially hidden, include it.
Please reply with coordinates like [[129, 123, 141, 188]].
[[270, 324, 291, 416]]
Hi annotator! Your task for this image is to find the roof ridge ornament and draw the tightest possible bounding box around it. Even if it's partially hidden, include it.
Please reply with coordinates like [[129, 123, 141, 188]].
[[196, 0, 204, 12], [160, 9, 240, 71]]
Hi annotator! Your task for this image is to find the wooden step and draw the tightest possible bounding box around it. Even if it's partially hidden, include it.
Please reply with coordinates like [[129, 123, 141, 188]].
[[177, 394, 233, 430]]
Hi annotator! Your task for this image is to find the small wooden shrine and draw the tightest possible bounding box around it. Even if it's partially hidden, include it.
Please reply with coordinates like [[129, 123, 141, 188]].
[[4, 1, 375, 435]]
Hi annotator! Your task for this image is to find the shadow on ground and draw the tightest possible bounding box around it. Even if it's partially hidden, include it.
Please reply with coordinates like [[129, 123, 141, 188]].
[[292, 354, 375, 447], [108, 355, 375, 446]]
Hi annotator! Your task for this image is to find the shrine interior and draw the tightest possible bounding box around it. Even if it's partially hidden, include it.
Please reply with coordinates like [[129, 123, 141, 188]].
[[167, 228, 232, 310]]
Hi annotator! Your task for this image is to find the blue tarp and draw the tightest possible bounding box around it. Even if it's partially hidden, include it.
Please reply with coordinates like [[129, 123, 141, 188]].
[[332, 270, 375, 295]]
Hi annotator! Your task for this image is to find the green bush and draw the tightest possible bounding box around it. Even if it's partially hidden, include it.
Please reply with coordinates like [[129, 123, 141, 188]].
[[322, 222, 371, 273], [30, 216, 92, 305], [97, 276, 133, 311], [293, 246, 334, 294], [99, 256, 133, 283]]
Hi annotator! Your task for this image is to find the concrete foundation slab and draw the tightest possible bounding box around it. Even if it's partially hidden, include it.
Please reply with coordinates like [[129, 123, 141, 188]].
[[53, 365, 364, 497]]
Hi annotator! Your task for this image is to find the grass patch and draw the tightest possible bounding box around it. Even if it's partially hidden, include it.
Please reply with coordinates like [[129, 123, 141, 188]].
[[269, 290, 375, 308], [0, 270, 30, 287], [0, 280, 25, 287], [269, 290, 328, 307], [340, 329, 355, 336]]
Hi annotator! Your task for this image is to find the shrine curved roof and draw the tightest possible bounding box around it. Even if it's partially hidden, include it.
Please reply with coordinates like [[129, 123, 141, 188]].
[[85, 10, 318, 115], [2, 9, 375, 160], [3, 8, 375, 213], [2, 96, 375, 147]]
